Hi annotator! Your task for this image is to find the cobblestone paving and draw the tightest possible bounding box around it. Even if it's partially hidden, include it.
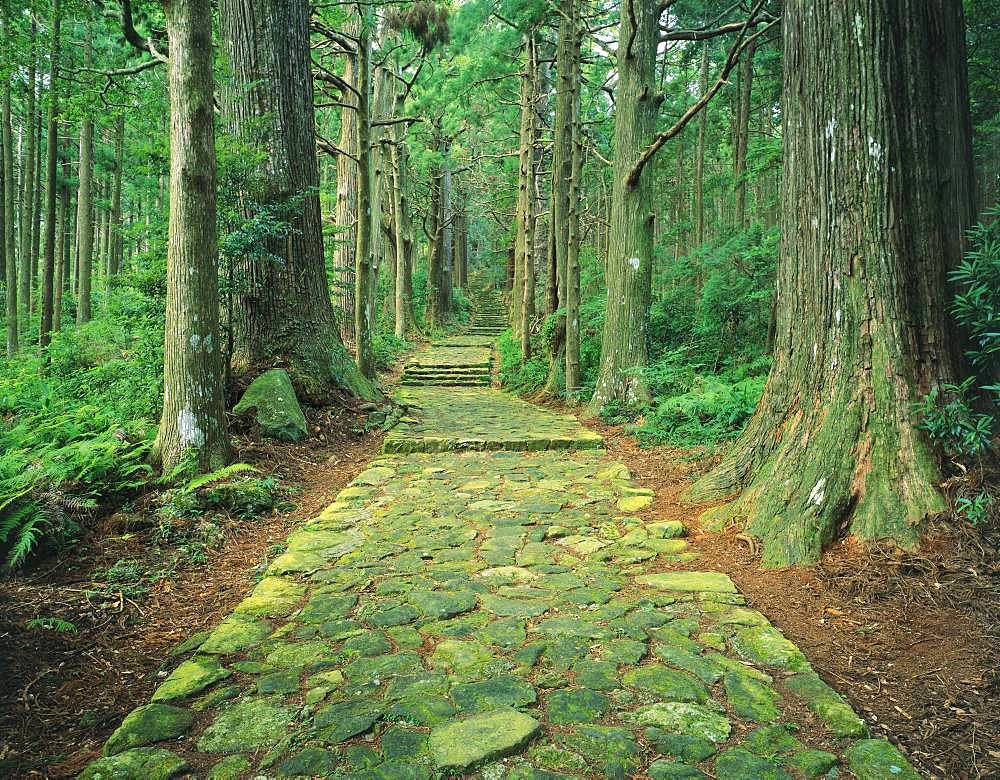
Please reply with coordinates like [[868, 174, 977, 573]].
[[81, 346, 921, 780]]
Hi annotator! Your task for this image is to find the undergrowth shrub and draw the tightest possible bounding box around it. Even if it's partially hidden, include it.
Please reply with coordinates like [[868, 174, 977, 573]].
[[497, 329, 548, 394]]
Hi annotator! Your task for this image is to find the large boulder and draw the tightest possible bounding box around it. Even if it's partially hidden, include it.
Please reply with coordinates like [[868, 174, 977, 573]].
[[233, 369, 308, 442]]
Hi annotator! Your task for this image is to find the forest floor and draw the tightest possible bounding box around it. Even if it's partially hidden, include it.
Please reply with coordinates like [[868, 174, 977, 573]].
[[1, 337, 996, 779]]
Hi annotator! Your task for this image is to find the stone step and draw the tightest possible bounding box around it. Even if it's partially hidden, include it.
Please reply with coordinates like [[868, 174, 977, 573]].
[[402, 372, 491, 382], [400, 379, 492, 387]]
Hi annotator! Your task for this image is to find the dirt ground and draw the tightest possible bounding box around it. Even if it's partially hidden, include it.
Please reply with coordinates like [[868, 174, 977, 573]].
[[2, 382, 998, 779], [0, 402, 383, 779]]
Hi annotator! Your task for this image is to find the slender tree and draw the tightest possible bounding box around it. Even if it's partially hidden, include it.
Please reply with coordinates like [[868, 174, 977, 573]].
[[687, 0, 975, 566], [108, 115, 124, 276], [1, 1, 16, 355], [38, 0, 61, 348], [76, 18, 95, 325], [154, 0, 230, 472], [353, 7, 375, 378], [18, 14, 36, 317]]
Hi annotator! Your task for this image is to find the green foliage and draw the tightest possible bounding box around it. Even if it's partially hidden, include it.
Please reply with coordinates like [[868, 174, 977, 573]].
[[956, 492, 992, 526], [951, 204, 1000, 380], [633, 374, 766, 448], [497, 330, 549, 395], [372, 332, 411, 371], [184, 463, 257, 494], [26, 617, 78, 633], [915, 379, 994, 459]]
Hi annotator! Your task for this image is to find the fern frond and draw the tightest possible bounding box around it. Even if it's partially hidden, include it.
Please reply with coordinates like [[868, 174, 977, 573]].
[[184, 463, 257, 493]]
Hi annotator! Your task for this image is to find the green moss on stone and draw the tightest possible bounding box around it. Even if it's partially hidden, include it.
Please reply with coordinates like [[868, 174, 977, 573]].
[[151, 657, 231, 703], [197, 698, 296, 753], [233, 369, 308, 442], [80, 748, 190, 780], [429, 708, 541, 771], [844, 739, 920, 780], [102, 704, 194, 757]]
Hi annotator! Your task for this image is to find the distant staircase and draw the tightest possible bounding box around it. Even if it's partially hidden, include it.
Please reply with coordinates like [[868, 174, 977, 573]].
[[466, 288, 507, 337]]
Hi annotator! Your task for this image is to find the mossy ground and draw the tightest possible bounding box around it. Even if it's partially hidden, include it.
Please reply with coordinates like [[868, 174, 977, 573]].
[[81, 343, 918, 779]]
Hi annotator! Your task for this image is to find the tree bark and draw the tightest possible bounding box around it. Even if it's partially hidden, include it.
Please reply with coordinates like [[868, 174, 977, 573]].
[[53, 145, 70, 331], [733, 37, 755, 228], [154, 0, 230, 473], [219, 0, 374, 399], [391, 121, 414, 338], [18, 16, 36, 319], [694, 42, 709, 247], [515, 32, 538, 359], [334, 20, 359, 343], [38, 0, 61, 348], [76, 20, 95, 326], [2, 3, 16, 355], [586, 0, 659, 414], [687, 0, 975, 566], [353, 11, 375, 378], [564, 1, 584, 402], [109, 115, 124, 276]]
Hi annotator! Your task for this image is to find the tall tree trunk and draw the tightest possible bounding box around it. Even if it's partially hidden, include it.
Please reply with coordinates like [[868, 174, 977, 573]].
[[76, 23, 95, 326], [2, 3, 16, 355], [515, 32, 538, 359], [564, 1, 584, 402], [334, 20, 359, 343], [30, 102, 42, 300], [109, 115, 124, 276], [439, 138, 453, 317], [545, 1, 579, 394], [18, 17, 36, 319], [53, 142, 69, 331], [694, 42, 709, 247], [391, 112, 415, 338], [154, 0, 230, 472], [219, 0, 374, 399], [38, 0, 61, 348], [687, 0, 975, 567], [353, 11, 375, 379], [733, 37, 755, 228], [425, 156, 444, 329], [586, 0, 659, 414]]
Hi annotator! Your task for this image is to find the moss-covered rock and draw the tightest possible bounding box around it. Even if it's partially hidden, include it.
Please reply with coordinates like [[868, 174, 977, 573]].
[[197, 698, 296, 753], [783, 670, 867, 737], [648, 760, 707, 779], [714, 748, 792, 780], [723, 671, 780, 722], [233, 369, 308, 442], [199, 615, 272, 655], [844, 739, 920, 780], [731, 626, 810, 672], [79, 748, 190, 780], [206, 755, 251, 780], [452, 675, 537, 711], [151, 656, 231, 703], [631, 702, 731, 743], [102, 704, 194, 757], [636, 572, 738, 594], [623, 665, 709, 703], [429, 708, 541, 771]]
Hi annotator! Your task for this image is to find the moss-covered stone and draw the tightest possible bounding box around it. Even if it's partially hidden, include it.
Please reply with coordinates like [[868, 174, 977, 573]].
[[276, 747, 339, 777], [643, 729, 717, 763], [314, 698, 382, 743], [546, 688, 611, 724], [631, 702, 731, 743], [429, 639, 494, 679], [561, 725, 642, 779], [636, 572, 737, 594], [844, 739, 920, 779], [151, 657, 231, 703], [408, 589, 477, 619], [199, 615, 272, 655], [623, 665, 709, 703], [789, 749, 839, 777], [783, 671, 867, 737], [452, 675, 537, 711], [79, 748, 190, 780], [102, 704, 194, 757], [714, 748, 792, 780], [429, 708, 541, 771], [723, 671, 780, 722], [234, 577, 305, 617], [731, 626, 810, 672], [233, 369, 308, 442], [197, 698, 296, 753], [648, 760, 707, 779], [206, 755, 251, 780]]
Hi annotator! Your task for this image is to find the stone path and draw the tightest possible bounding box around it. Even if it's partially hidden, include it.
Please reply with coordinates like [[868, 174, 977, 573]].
[[81, 339, 921, 779]]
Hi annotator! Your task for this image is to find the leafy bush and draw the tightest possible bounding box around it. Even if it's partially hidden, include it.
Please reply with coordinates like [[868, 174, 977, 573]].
[[372, 332, 411, 371], [952, 203, 1000, 380], [497, 329, 549, 394], [915, 378, 994, 459], [633, 374, 766, 448]]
